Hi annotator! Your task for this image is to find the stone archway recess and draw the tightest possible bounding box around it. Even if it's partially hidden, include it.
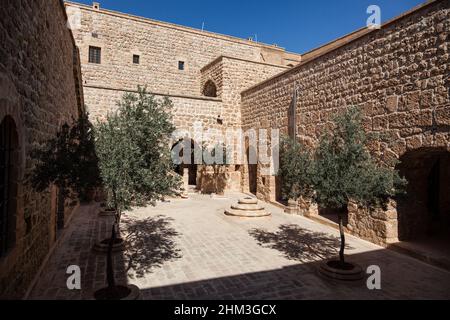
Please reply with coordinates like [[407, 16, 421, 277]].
[[202, 80, 217, 98], [171, 138, 199, 188], [396, 147, 450, 243]]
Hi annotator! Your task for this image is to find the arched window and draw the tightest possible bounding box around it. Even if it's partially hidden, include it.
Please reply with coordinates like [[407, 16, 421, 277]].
[[0, 116, 19, 257], [202, 80, 217, 98]]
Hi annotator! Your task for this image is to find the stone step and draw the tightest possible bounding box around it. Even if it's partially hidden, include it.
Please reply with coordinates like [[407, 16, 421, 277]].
[[224, 208, 271, 218], [231, 204, 266, 211], [238, 197, 258, 205]]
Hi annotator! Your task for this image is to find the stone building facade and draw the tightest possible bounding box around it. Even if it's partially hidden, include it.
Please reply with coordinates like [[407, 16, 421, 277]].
[[65, 1, 300, 192], [0, 0, 448, 299], [0, 0, 84, 298], [241, 0, 449, 245], [67, 1, 448, 246]]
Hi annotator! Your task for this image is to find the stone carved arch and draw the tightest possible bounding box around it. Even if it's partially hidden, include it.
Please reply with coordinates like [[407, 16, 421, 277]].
[[202, 80, 217, 98]]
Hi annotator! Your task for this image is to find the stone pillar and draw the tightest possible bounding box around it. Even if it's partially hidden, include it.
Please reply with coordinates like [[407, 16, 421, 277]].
[[183, 167, 189, 190], [284, 199, 300, 215], [299, 196, 318, 217], [268, 175, 277, 202], [347, 200, 399, 246], [227, 168, 241, 192]]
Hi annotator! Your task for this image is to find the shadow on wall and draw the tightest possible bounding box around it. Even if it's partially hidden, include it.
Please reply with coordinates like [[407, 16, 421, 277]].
[[249, 224, 352, 262]]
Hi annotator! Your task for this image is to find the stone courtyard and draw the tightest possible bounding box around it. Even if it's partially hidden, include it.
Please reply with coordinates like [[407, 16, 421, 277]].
[[29, 193, 450, 300]]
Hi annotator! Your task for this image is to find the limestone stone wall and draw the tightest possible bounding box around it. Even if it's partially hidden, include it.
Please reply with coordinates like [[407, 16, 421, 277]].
[[201, 58, 224, 98], [65, 2, 301, 98], [222, 57, 288, 128], [0, 0, 83, 298], [201, 56, 287, 126], [67, 2, 299, 189], [241, 0, 450, 244], [84, 86, 224, 132]]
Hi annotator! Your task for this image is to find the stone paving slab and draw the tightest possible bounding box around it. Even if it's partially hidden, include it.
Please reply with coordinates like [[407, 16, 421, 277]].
[[29, 193, 450, 300]]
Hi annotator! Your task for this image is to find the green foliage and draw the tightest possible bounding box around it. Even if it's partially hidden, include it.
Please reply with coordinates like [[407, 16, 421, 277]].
[[94, 87, 181, 216], [313, 106, 407, 211], [278, 136, 314, 201], [71, 112, 102, 199], [30, 112, 101, 201]]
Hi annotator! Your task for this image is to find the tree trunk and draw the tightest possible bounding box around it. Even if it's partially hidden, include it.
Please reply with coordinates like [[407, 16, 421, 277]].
[[112, 188, 121, 225], [56, 185, 66, 230], [338, 213, 346, 267], [106, 224, 116, 290], [214, 166, 219, 195]]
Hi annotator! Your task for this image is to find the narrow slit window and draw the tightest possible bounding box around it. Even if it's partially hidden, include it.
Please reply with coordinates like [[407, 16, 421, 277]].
[[178, 61, 185, 70], [133, 54, 140, 64]]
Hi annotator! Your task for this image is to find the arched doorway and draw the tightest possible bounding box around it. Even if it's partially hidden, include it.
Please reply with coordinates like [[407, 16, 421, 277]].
[[202, 80, 217, 98], [396, 148, 450, 246], [0, 116, 19, 257], [171, 138, 198, 187]]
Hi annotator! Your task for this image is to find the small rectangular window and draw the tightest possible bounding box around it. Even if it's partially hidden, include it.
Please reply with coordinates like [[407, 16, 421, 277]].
[[89, 46, 101, 64], [133, 54, 140, 64], [178, 61, 185, 70]]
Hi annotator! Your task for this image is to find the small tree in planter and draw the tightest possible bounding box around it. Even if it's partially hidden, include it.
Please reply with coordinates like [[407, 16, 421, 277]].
[[278, 136, 314, 213], [313, 107, 406, 277], [30, 112, 101, 211], [94, 87, 181, 299]]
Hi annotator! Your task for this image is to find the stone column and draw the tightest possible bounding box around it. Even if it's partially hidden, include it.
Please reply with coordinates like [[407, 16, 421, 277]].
[[347, 200, 399, 246], [183, 167, 189, 190], [268, 175, 277, 202], [284, 199, 300, 215]]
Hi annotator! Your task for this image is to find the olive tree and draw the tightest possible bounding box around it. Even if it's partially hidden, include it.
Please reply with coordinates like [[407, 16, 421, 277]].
[[278, 136, 314, 202], [95, 87, 181, 228], [313, 107, 406, 268]]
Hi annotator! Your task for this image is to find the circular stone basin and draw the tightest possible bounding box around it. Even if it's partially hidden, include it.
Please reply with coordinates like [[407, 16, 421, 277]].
[[225, 198, 270, 217], [231, 204, 266, 211], [239, 197, 258, 205], [318, 260, 364, 282], [225, 208, 271, 217]]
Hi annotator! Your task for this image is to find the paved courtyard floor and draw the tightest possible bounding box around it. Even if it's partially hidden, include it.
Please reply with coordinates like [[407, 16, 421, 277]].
[[29, 193, 450, 300]]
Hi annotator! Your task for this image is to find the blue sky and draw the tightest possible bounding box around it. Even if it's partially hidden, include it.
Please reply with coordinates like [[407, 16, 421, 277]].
[[73, 0, 425, 53]]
